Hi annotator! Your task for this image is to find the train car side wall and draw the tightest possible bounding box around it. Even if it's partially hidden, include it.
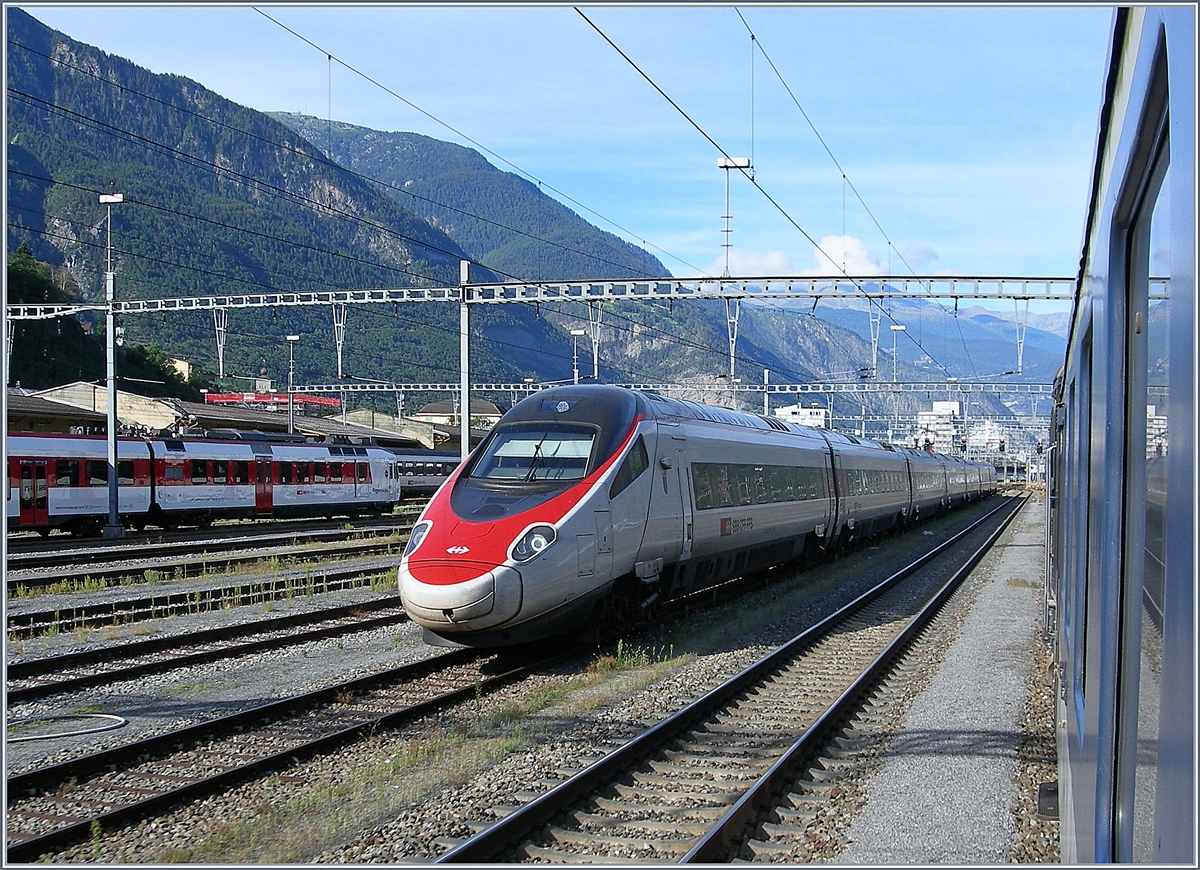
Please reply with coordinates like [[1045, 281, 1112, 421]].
[[1055, 7, 1194, 863]]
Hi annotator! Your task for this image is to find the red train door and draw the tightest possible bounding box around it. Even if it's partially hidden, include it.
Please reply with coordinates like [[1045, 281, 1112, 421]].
[[254, 458, 273, 515], [18, 461, 49, 527]]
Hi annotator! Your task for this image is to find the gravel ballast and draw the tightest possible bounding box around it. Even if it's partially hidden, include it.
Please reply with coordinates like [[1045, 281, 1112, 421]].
[[831, 496, 1057, 864], [11, 496, 1058, 863]]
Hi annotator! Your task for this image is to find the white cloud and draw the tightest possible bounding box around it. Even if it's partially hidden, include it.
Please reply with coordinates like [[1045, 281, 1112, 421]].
[[801, 236, 884, 276], [901, 241, 940, 272], [694, 249, 798, 278]]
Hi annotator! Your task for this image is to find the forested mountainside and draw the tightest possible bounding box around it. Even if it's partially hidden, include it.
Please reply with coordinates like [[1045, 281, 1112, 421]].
[[271, 113, 669, 284]]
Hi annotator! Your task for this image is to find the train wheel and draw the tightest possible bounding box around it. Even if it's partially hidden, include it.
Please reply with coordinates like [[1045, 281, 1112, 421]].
[[591, 594, 632, 640]]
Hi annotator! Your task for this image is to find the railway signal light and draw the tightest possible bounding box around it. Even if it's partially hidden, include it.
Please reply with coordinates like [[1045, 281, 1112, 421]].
[[960, 436, 967, 452], [1037, 439, 1043, 454], [999, 438, 1005, 453]]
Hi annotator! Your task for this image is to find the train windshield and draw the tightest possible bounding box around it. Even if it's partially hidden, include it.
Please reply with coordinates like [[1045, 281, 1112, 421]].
[[471, 425, 595, 482]]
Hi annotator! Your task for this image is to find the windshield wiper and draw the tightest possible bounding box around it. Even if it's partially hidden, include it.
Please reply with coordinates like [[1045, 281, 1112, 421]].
[[524, 435, 548, 482]]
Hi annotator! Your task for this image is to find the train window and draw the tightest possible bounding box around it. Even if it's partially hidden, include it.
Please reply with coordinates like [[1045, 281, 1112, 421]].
[[56, 459, 80, 487], [85, 460, 108, 486], [692, 462, 824, 509], [733, 466, 753, 506], [234, 461, 249, 484], [298, 463, 310, 484], [117, 461, 134, 485], [752, 467, 768, 503], [165, 465, 184, 481], [357, 462, 369, 483], [314, 463, 327, 484], [190, 460, 207, 484], [609, 436, 649, 499], [330, 463, 343, 483], [278, 462, 292, 484], [212, 462, 227, 484], [472, 425, 595, 482]]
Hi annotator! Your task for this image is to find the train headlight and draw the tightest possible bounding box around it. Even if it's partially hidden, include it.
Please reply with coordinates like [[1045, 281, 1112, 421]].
[[404, 521, 432, 558], [511, 524, 556, 563]]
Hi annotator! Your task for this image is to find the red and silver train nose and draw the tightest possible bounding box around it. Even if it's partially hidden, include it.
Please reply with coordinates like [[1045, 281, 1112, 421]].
[[399, 558, 523, 631]]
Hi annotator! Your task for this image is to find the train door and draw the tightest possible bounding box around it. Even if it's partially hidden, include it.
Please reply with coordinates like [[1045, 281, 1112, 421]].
[[640, 429, 688, 566], [1114, 93, 1176, 863], [18, 460, 49, 527], [254, 458, 273, 515], [676, 447, 693, 562]]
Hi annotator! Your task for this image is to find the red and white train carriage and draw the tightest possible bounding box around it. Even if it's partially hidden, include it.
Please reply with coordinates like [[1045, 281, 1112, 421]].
[[6, 432, 454, 535]]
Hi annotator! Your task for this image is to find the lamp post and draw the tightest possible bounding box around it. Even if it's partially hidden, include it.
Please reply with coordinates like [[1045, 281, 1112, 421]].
[[286, 334, 300, 434], [99, 192, 124, 539], [570, 329, 586, 384]]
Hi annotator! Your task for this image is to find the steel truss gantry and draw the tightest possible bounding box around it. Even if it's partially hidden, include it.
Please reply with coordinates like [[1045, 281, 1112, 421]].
[[8, 267, 1087, 462], [292, 380, 1054, 396]]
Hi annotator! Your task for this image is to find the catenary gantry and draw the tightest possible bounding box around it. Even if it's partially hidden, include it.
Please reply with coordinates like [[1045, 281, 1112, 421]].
[[7, 269, 1088, 463]]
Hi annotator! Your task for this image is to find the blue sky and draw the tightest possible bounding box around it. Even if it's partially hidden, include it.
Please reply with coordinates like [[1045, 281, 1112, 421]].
[[17, 4, 1113, 308]]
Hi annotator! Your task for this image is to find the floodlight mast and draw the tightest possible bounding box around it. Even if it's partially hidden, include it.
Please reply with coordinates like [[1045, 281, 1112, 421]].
[[717, 156, 751, 280]]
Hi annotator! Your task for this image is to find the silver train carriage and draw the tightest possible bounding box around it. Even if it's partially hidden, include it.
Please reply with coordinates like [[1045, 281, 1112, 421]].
[[398, 384, 995, 648], [1046, 6, 1193, 863]]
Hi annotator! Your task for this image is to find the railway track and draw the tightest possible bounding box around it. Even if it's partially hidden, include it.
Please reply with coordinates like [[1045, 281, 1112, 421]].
[[5, 557, 401, 638], [7, 532, 410, 598], [429, 495, 1023, 863], [6, 597, 409, 704], [5, 646, 572, 863], [4, 511, 422, 555], [6, 520, 410, 577]]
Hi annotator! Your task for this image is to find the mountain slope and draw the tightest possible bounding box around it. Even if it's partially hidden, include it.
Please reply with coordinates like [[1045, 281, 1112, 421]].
[[5, 8, 495, 386], [270, 113, 669, 282]]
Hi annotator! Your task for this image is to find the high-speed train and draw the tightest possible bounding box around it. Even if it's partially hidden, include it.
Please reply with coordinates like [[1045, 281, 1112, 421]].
[[1045, 6, 1193, 864], [6, 431, 457, 535], [398, 384, 995, 648]]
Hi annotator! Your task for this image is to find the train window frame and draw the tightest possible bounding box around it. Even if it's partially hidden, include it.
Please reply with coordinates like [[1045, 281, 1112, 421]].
[[117, 461, 134, 486], [357, 462, 369, 483]]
